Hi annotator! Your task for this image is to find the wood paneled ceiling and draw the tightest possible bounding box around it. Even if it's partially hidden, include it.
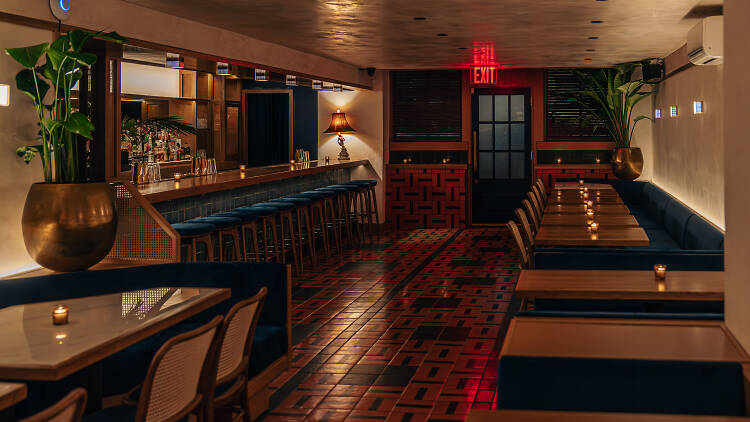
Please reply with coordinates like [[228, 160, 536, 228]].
[[123, 0, 722, 69]]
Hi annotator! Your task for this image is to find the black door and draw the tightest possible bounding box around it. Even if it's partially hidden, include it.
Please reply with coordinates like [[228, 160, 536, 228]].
[[472, 88, 532, 224], [245, 93, 289, 167]]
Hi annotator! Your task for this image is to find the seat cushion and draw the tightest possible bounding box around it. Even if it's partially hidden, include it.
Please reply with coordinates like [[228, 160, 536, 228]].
[[642, 184, 670, 224], [346, 179, 377, 186], [84, 405, 137, 422], [189, 216, 242, 229], [302, 190, 336, 198], [271, 197, 311, 206], [172, 222, 216, 236], [238, 206, 278, 217], [249, 325, 287, 378], [292, 192, 327, 200], [315, 187, 349, 193], [213, 211, 260, 222], [685, 216, 725, 250], [642, 228, 681, 249], [326, 184, 358, 191], [253, 201, 296, 211]]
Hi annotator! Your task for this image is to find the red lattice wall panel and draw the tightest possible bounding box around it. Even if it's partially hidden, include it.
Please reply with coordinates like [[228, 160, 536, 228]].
[[536, 168, 616, 192], [386, 167, 467, 229]]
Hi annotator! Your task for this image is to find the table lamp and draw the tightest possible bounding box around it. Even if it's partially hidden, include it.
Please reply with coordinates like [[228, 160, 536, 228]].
[[324, 109, 356, 161]]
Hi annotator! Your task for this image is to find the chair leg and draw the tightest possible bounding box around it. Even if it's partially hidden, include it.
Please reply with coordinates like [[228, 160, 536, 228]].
[[370, 186, 380, 234]]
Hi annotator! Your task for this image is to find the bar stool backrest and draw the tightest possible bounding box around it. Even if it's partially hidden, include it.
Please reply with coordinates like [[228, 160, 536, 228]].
[[20, 388, 87, 422], [216, 287, 267, 385], [136, 316, 223, 422], [507, 220, 529, 269], [522, 199, 539, 232], [514, 208, 535, 247]]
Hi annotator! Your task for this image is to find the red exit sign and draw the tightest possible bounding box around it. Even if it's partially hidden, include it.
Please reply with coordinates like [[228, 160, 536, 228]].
[[471, 66, 499, 86]]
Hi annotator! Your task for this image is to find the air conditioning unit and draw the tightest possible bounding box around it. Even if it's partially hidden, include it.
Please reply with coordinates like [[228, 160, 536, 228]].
[[687, 16, 723, 65]]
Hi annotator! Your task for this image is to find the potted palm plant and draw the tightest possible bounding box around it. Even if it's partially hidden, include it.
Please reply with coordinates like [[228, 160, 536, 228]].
[[572, 63, 656, 180], [7, 29, 125, 272]]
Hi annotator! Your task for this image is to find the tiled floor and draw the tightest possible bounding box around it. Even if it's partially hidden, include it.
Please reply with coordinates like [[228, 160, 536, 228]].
[[262, 227, 521, 422]]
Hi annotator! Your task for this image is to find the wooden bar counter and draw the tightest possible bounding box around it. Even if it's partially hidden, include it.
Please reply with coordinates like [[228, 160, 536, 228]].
[[136, 159, 369, 203]]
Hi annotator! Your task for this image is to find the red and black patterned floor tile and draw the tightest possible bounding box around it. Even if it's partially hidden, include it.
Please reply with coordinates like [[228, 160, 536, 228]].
[[263, 228, 520, 421]]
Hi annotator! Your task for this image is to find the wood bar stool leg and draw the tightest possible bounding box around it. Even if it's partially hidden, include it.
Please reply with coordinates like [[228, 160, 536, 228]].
[[249, 223, 261, 262], [232, 227, 242, 261], [302, 206, 316, 266], [369, 186, 380, 234], [281, 211, 301, 272], [324, 198, 341, 255], [313, 202, 329, 257]]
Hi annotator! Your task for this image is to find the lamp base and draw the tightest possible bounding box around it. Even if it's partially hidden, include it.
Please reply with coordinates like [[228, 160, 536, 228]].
[[338, 145, 350, 161]]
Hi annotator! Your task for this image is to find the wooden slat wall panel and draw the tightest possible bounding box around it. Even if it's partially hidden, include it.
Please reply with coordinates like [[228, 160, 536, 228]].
[[391, 70, 462, 142], [546, 69, 611, 141]]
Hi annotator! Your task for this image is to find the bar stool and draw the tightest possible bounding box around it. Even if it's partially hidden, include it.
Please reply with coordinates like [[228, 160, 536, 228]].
[[172, 222, 216, 262], [252, 201, 300, 272], [314, 186, 355, 245], [326, 184, 365, 243], [299, 189, 342, 255], [188, 216, 243, 261], [345, 179, 379, 235], [236, 205, 280, 262], [271, 196, 316, 268], [213, 209, 262, 262]]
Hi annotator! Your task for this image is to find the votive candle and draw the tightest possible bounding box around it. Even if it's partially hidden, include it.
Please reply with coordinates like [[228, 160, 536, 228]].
[[583, 192, 589, 200], [590, 222, 599, 233], [654, 264, 667, 280], [52, 305, 69, 325], [240, 164, 246, 171], [557, 158, 562, 164], [173, 173, 182, 181], [596, 157, 601, 164], [579, 179, 584, 186]]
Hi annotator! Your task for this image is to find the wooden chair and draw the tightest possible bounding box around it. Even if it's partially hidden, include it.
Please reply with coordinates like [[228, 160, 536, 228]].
[[84, 316, 223, 422], [208, 288, 268, 422], [514, 208, 535, 249], [21, 388, 87, 422], [507, 220, 530, 269], [522, 199, 539, 233], [532, 184, 546, 207], [536, 178, 547, 198], [527, 191, 544, 224]]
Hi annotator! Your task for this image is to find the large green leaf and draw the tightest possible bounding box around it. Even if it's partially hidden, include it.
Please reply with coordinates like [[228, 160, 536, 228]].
[[68, 30, 95, 52], [96, 31, 127, 44], [15, 69, 50, 104], [16, 146, 41, 164], [47, 49, 97, 71], [64, 112, 95, 139], [5, 43, 48, 68]]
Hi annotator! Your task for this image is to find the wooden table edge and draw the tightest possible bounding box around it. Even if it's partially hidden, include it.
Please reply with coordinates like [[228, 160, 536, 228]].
[[0, 288, 231, 381], [0, 383, 27, 412]]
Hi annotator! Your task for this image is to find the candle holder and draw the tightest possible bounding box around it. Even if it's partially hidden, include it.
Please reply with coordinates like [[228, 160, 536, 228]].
[[52, 305, 69, 325], [583, 192, 589, 200], [586, 210, 595, 219], [596, 157, 601, 164], [240, 164, 246, 171], [590, 222, 599, 233], [173, 173, 182, 181], [325, 156, 330, 164], [579, 179, 584, 187], [403, 159, 408, 164], [654, 264, 667, 280], [557, 158, 562, 164], [290, 159, 296, 165], [583, 187, 588, 193]]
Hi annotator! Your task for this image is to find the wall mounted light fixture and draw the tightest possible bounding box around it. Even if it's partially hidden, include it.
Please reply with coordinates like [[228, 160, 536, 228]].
[[165, 53, 184, 68], [333, 84, 343, 92], [654, 109, 662, 119], [312, 80, 323, 90], [216, 62, 231, 76], [693, 101, 704, 114], [669, 106, 679, 117], [286, 75, 297, 86], [0, 84, 9, 107]]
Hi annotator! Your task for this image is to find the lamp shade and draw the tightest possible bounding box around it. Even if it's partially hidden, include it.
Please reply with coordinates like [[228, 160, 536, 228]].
[[324, 109, 355, 134]]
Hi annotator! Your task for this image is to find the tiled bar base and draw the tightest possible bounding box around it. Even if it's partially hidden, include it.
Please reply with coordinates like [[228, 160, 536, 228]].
[[154, 168, 351, 224]]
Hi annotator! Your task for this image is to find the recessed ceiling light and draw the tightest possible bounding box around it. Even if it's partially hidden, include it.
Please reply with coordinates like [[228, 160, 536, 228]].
[[586, 49, 596, 52], [591, 20, 603, 23], [589, 36, 599, 39], [437, 33, 448, 37], [458, 47, 468, 50], [413, 17, 426, 21]]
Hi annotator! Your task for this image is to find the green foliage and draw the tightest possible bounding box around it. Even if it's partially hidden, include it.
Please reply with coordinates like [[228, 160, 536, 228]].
[[5, 30, 125, 183], [121, 116, 197, 146], [570, 63, 658, 149]]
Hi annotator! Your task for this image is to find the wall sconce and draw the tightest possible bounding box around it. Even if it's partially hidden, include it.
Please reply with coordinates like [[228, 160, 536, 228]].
[[216, 62, 231, 76], [556, 157, 562, 164], [693, 101, 704, 114], [312, 80, 323, 90], [0, 84, 9, 107], [166, 53, 184, 69], [254, 69, 268, 81], [654, 109, 662, 119], [669, 106, 678, 117], [333, 84, 343, 92], [286, 75, 297, 86], [324, 108, 356, 161]]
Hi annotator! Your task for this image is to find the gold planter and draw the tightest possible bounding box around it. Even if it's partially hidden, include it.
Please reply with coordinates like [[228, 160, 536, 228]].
[[611, 147, 644, 181], [22, 183, 118, 272]]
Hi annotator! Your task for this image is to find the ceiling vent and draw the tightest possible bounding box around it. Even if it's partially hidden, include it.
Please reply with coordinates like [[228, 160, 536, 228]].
[[687, 16, 723, 65]]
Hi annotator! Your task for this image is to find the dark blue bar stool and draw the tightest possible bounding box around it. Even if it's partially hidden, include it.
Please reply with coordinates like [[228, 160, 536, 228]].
[[188, 216, 242, 261], [172, 222, 216, 261], [297, 190, 341, 254], [251, 201, 300, 271], [327, 184, 364, 242], [271, 196, 316, 268], [315, 186, 356, 243], [236, 205, 280, 262], [214, 209, 262, 262], [345, 179, 379, 234]]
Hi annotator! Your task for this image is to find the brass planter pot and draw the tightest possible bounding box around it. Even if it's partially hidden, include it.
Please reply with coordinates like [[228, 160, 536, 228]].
[[22, 183, 118, 272], [611, 147, 644, 181]]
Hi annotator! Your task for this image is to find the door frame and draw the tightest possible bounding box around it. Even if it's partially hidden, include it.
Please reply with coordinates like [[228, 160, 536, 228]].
[[469, 87, 533, 225], [241, 89, 294, 165]]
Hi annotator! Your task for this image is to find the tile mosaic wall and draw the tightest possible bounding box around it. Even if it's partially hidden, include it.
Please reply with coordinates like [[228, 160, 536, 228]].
[[155, 168, 350, 224]]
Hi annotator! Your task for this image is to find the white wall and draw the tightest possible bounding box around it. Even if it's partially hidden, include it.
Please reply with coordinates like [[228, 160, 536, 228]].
[[652, 64, 725, 228], [0, 22, 51, 276], [724, 0, 750, 353], [632, 93, 654, 182], [318, 73, 385, 222]]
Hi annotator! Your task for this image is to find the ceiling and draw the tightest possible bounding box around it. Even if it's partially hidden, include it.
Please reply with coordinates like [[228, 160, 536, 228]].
[[122, 0, 722, 69]]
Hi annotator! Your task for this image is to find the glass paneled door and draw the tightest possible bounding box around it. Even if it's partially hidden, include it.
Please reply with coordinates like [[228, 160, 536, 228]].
[[472, 88, 532, 224]]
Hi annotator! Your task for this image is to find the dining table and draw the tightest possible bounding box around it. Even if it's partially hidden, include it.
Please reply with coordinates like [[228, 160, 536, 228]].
[[547, 195, 624, 205], [515, 270, 724, 301], [554, 182, 615, 191], [545, 203, 630, 214], [535, 225, 650, 247], [467, 409, 749, 422], [0, 383, 26, 412], [0, 287, 230, 381], [541, 214, 640, 227]]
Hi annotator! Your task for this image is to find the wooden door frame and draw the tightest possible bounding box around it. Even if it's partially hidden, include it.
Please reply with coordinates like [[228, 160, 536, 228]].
[[241, 89, 294, 165]]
